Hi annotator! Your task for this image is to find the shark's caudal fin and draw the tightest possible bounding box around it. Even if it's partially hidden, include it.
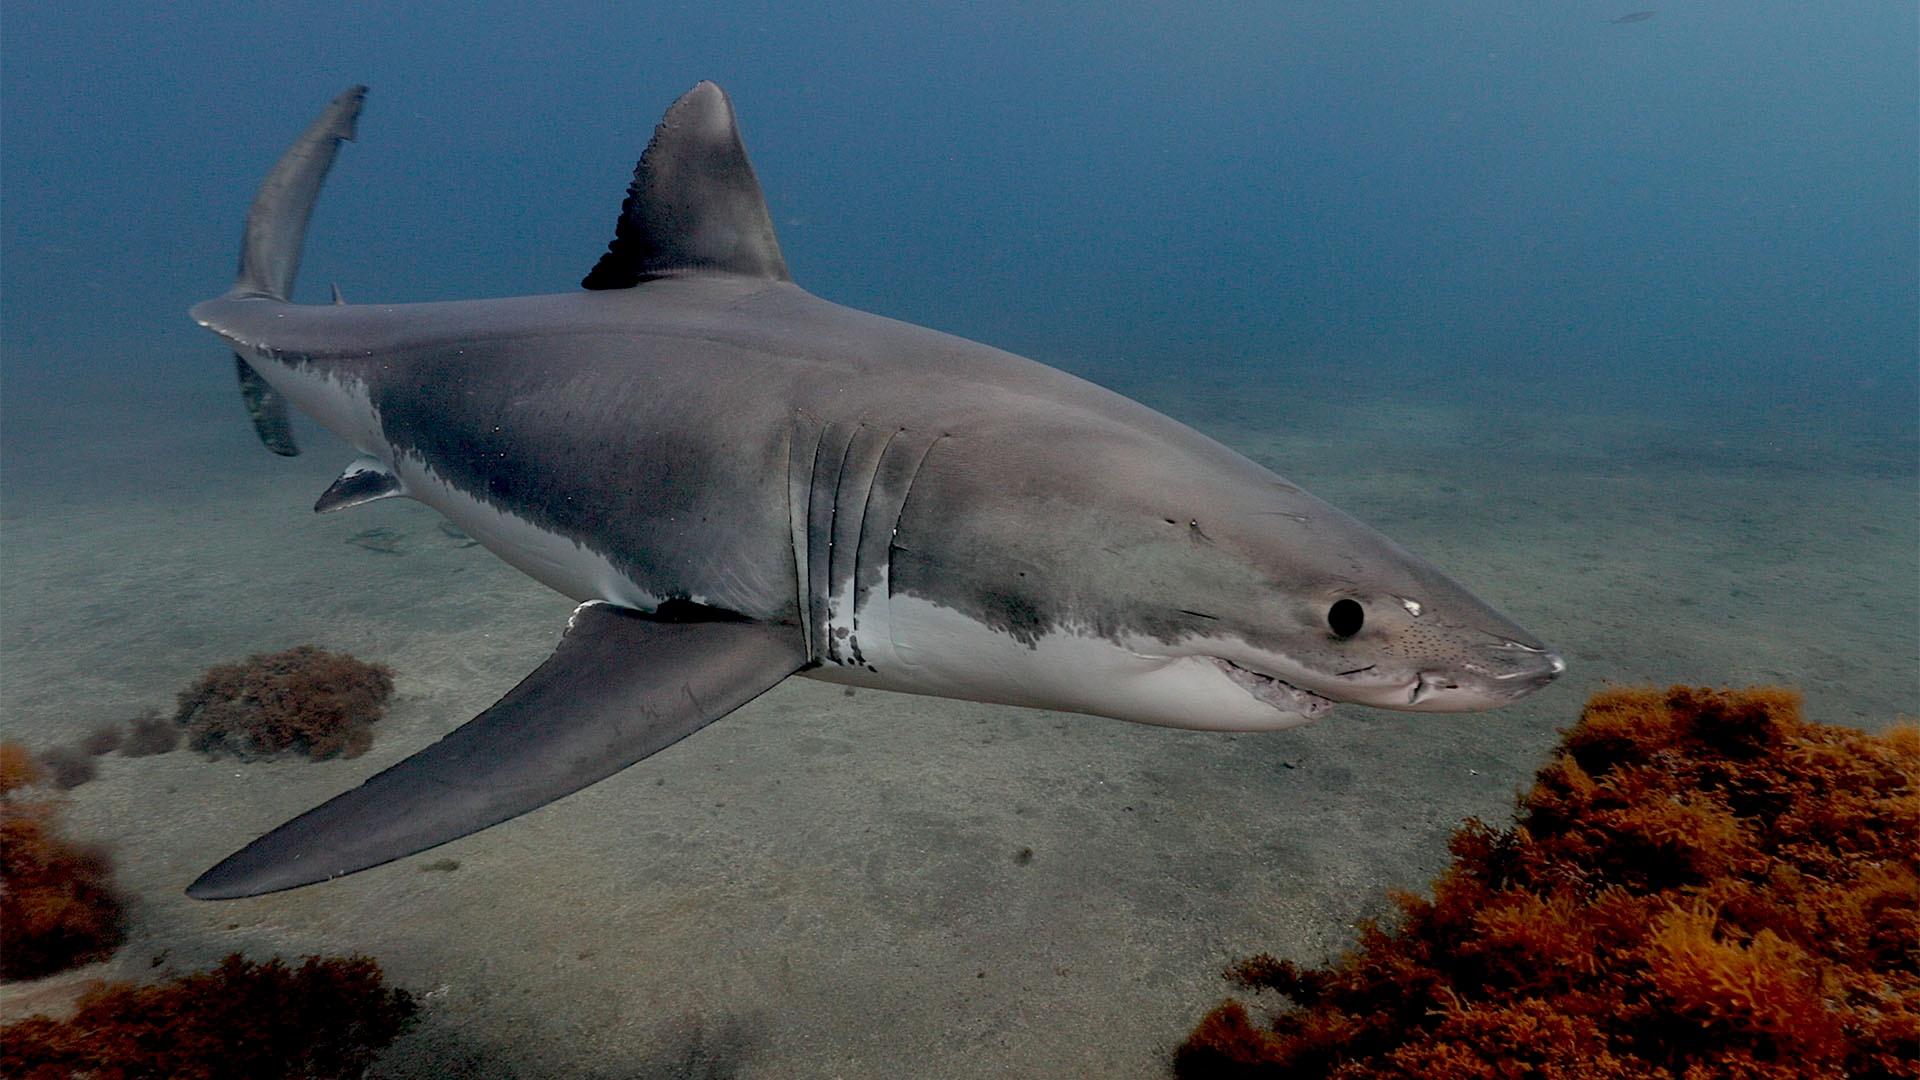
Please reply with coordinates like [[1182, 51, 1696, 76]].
[[582, 81, 789, 289], [220, 85, 366, 456], [235, 85, 365, 301], [188, 603, 807, 899]]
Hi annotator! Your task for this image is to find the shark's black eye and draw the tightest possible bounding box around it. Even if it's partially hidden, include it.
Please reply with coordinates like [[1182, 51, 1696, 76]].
[[1327, 599, 1364, 638]]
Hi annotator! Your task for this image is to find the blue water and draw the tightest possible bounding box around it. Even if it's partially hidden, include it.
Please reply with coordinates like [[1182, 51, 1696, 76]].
[[2, 4, 1915, 1075], [5, 2, 1914, 426]]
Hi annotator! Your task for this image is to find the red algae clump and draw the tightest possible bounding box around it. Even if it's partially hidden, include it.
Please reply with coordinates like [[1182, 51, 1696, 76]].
[[0, 953, 419, 1079], [33, 744, 98, 790], [0, 741, 127, 981], [120, 707, 180, 757], [1176, 686, 1920, 1080], [0, 740, 45, 795], [176, 645, 395, 760]]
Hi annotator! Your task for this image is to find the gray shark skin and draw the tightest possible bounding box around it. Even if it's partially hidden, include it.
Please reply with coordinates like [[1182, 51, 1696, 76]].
[[186, 82, 1563, 900]]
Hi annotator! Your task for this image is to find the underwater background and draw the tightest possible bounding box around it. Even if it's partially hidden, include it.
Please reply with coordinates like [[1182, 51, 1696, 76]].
[[3, 2, 1914, 1076]]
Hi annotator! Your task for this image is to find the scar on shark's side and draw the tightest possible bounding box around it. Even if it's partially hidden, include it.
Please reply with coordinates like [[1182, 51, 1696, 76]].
[[186, 82, 1562, 900]]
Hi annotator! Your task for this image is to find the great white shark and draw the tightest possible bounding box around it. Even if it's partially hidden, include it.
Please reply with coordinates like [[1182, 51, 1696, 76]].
[[186, 83, 1563, 900]]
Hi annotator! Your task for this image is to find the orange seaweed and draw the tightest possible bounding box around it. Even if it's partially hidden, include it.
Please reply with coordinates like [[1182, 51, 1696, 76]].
[[0, 740, 46, 794], [0, 740, 127, 981], [0, 953, 418, 1079], [176, 645, 395, 760], [1176, 687, 1920, 1080]]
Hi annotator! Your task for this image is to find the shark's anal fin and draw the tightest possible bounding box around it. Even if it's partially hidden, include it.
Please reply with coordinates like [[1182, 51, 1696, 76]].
[[581, 81, 789, 289], [314, 457, 401, 513], [235, 354, 299, 456], [187, 603, 806, 899]]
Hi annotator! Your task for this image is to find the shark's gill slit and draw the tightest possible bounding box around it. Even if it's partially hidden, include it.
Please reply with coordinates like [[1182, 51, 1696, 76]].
[[845, 426, 907, 666], [784, 413, 823, 660], [804, 422, 857, 660], [882, 433, 945, 599], [827, 425, 892, 666]]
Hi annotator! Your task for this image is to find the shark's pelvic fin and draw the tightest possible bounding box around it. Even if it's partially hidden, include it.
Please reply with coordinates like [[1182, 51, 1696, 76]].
[[235, 355, 299, 456], [314, 457, 402, 513], [581, 81, 790, 289], [186, 603, 806, 899]]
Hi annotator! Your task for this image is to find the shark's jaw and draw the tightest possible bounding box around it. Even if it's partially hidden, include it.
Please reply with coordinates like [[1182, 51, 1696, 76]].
[[1209, 657, 1337, 721]]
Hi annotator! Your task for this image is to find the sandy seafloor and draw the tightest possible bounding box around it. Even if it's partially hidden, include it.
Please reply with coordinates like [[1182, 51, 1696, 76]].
[[1, 351, 1914, 1078]]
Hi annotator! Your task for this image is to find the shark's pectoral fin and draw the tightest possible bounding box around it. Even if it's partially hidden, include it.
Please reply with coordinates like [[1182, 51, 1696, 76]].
[[186, 602, 806, 900], [235, 354, 299, 456], [314, 457, 402, 513]]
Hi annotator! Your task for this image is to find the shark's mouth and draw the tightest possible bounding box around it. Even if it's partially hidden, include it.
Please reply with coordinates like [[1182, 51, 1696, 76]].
[[1211, 658, 1336, 719]]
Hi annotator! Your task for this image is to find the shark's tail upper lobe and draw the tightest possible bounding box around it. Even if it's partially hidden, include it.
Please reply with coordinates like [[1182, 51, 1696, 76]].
[[233, 85, 364, 303], [206, 84, 366, 456]]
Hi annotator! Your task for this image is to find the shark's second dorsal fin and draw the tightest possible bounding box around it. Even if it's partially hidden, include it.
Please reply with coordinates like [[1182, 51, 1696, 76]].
[[582, 82, 789, 289]]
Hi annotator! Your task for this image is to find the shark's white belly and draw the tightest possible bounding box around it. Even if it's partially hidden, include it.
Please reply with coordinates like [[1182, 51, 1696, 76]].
[[251, 352, 659, 610], [394, 454, 661, 610], [805, 567, 1314, 731]]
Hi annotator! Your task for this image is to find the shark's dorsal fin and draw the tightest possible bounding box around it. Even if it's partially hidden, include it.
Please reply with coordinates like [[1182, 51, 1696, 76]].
[[582, 81, 789, 289]]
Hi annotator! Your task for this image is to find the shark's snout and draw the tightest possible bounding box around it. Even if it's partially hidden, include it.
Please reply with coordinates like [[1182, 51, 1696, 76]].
[[1505, 647, 1569, 695], [1406, 642, 1565, 710], [1483, 639, 1567, 685]]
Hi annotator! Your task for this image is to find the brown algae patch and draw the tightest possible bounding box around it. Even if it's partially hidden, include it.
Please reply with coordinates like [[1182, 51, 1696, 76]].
[[1178, 686, 1920, 1079]]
